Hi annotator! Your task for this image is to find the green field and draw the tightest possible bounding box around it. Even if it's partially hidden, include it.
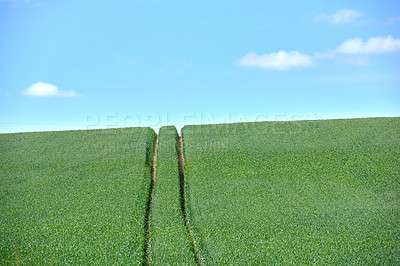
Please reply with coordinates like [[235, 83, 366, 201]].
[[0, 127, 156, 264], [150, 126, 194, 264], [1, 118, 399, 264], [182, 117, 400, 264]]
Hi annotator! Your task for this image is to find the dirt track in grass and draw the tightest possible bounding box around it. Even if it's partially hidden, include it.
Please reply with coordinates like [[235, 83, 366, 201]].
[[178, 136, 203, 265], [143, 136, 158, 265]]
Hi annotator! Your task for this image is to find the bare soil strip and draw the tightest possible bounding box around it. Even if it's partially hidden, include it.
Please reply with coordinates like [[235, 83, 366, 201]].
[[143, 137, 158, 265], [178, 137, 204, 265], [14, 245, 22, 266]]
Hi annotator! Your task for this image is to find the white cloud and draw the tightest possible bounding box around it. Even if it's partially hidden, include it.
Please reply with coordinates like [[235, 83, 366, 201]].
[[332, 9, 361, 24], [316, 36, 400, 65], [23, 82, 78, 97], [336, 35, 400, 54], [238, 35, 400, 69], [237, 51, 314, 70], [315, 9, 361, 24]]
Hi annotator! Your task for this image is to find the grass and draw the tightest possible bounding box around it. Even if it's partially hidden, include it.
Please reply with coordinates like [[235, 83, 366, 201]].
[[150, 126, 195, 264], [1, 118, 399, 264], [181, 117, 400, 264], [0, 127, 156, 264]]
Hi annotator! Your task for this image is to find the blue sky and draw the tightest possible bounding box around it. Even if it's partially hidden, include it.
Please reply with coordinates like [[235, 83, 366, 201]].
[[0, 0, 399, 133]]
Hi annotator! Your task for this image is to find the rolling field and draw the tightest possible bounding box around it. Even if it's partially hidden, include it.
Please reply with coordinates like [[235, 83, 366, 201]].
[[182, 118, 400, 264], [0, 127, 156, 264], [150, 126, 194, 264], [1, 118, 399, 264]]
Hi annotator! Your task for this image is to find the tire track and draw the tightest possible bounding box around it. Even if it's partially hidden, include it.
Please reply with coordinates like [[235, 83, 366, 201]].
[[178, 137, 204, 265], [143, 136, 158, 265]]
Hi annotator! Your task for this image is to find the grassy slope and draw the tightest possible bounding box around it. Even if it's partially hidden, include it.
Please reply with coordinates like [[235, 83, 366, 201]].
[[0, 127, 156, 264], [182, 118, 400, 264], [150, 126, 194, 264]]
